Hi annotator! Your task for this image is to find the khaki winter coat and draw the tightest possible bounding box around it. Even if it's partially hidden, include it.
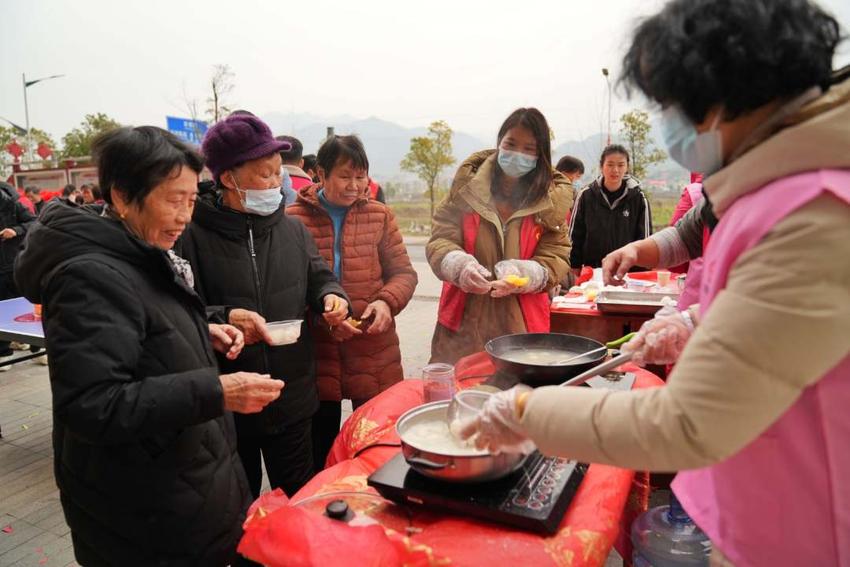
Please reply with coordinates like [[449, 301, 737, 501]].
[[287, 186, 418, 401], [426, 150, 573, 363], [521, 76, 850, 471]]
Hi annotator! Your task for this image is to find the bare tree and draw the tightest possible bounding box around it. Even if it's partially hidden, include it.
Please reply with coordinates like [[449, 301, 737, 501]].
[[180, 82, 207, 142], [206, 64, 235, 123]]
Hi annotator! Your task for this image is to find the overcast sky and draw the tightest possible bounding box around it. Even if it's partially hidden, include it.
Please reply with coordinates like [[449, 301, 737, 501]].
[[2, 0, 849, 145]]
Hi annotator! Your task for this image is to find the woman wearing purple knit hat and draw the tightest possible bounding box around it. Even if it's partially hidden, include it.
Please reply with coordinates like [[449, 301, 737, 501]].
[[176, 113, 350, 498]]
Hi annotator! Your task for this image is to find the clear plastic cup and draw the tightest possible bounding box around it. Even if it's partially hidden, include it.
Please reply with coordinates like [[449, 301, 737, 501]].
[[266, 320, 303, 346], [656, 270, 671, 288], [422, 363, 455, 403]]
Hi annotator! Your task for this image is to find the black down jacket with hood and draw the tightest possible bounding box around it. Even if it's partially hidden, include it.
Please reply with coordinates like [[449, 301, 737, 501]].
[[14, 200, 251, 567], [175, 183, 347, 434]]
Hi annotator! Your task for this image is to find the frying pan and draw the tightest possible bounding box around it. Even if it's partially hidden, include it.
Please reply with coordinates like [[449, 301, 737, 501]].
[[484, 333, 608, 386]]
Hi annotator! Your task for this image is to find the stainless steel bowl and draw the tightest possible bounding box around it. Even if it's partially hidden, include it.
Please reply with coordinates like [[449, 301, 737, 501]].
[[396, 401, 528, 483]]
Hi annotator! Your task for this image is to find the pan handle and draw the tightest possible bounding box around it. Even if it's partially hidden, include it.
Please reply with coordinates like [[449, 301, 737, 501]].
[[606, 332, 637, 349], [559, 352, 634, 387], [406, 456, 449, 470]]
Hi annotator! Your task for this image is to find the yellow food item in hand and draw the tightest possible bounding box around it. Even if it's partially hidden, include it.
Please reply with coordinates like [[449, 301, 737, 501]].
[[347, 318, 362, 328], [505, 275, 530, 287]]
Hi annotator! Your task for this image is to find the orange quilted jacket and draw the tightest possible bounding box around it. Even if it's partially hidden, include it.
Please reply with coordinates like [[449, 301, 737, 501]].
[[287, 185, 418, 401]]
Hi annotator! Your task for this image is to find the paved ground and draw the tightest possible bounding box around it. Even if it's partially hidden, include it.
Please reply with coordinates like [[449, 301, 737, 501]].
[[0, 354, 78, 567], [0, 240, 623, 566]]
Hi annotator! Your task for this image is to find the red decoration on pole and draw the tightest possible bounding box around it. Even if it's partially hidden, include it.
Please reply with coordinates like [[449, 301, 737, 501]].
[[36, 142, 53, 160], [5, 140, 23, 159]]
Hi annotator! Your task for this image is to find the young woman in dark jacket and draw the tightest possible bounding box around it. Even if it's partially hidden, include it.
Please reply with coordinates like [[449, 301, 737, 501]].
[[13, 126, 282, 566], [569, 144, 652, 271]]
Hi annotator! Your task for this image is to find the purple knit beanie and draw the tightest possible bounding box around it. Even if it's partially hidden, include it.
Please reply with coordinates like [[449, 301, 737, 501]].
[[201, 114, 291, 179]]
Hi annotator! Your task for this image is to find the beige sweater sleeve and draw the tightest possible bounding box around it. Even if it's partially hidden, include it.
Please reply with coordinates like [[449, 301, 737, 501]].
[[520, 195, 850, 471]]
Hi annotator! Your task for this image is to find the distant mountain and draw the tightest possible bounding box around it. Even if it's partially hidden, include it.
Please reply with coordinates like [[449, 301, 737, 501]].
[[261, 113, 487, 180], [553, 133, 608, 176], [260, 112, 689, 188]]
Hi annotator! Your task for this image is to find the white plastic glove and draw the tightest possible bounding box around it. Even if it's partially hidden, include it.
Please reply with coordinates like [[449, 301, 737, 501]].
[[621, 299, 695, 366], [490, 259, 548, 298], [457, 385, 537, 455], [440, 250, 492, 294]]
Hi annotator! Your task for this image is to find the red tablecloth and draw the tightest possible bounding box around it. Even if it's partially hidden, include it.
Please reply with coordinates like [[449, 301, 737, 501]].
[[240, 352, 664, 567]]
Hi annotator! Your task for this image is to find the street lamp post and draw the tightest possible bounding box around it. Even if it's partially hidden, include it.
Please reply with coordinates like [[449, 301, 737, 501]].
[[602, 68, 612, 146], [22, 73, 64, 163]]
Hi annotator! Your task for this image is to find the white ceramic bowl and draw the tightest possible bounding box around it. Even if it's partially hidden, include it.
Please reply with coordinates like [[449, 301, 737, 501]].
[[266, 320, 303, 346]]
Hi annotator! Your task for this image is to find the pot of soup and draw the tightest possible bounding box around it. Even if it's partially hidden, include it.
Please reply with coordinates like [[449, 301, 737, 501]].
[[485, 333, 608, 386], [396, 400, 528, 483]]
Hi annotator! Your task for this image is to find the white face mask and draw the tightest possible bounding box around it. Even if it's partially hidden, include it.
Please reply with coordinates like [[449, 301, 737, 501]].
[[237, 186, 282, 216], [231, 175, 282, 216], [498, 148, 538, 178], [660, 106, 723, 176]]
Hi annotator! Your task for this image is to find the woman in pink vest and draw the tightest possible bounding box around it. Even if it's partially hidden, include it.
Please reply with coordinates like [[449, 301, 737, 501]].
[[426, 108, 573, 363], [458, 1, 850, 565]]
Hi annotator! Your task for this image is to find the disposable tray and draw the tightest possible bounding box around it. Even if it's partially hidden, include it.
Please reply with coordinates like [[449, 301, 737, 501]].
[[595, 291, 679, 316]]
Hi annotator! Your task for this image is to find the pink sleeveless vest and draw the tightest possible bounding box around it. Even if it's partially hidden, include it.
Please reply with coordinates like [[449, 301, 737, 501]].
[[672, 170, 850, 566]]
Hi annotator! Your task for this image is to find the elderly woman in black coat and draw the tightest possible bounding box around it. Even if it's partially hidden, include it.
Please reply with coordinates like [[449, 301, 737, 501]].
[[14, 126, 282, 566]]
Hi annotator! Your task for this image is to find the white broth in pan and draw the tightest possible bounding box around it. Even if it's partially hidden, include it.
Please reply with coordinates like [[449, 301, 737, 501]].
[[499, 348, 596, 366]]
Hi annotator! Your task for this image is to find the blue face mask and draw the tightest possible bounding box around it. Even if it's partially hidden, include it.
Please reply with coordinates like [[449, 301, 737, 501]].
[[498, 149, 537, 178], [660, 106, 724, 176], [236, 186, 283, 216]]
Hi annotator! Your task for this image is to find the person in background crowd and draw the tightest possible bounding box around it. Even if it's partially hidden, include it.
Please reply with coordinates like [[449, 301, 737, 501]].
[[92, 185, 104, 203], [555, 155, 585, 200], [61, 184, 84, 205], [0, 182, 35, 369], [366, 177, 387, 203], [665, 173, 706, 281], [80, 184, 95, 204], [569, 144, 651, 274], [24, 186, 46, 215], [287, 135, 417, 471], [302, 154, 319, 182], [553, 155, 586, 291], [427, 108, 572, 363], [177, 114, 350, 499], [277, 135, 314, 193], [459, 1, 849, 564], [670, 172, 704, 226], [16, 188, 35, 215], [14, 126, 282, 566]]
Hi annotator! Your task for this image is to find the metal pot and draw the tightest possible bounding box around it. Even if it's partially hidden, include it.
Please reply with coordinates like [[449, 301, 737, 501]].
[[485, 333, 608, 386], [396, 401, 528, 483]]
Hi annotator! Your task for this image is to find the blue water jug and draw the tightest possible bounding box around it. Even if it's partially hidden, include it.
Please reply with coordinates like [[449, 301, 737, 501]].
[[631, 493, 711, 566]]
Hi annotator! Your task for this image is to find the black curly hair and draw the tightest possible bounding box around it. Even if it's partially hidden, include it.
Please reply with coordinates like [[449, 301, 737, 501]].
[[620, 0, 843, 123]]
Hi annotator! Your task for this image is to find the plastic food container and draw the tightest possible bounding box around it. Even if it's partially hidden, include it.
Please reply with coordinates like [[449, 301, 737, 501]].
[[266, 320, 303, 346]]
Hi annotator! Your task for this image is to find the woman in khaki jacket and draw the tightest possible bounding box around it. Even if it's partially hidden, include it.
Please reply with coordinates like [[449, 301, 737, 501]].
[[426, 108, 573, 364]]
